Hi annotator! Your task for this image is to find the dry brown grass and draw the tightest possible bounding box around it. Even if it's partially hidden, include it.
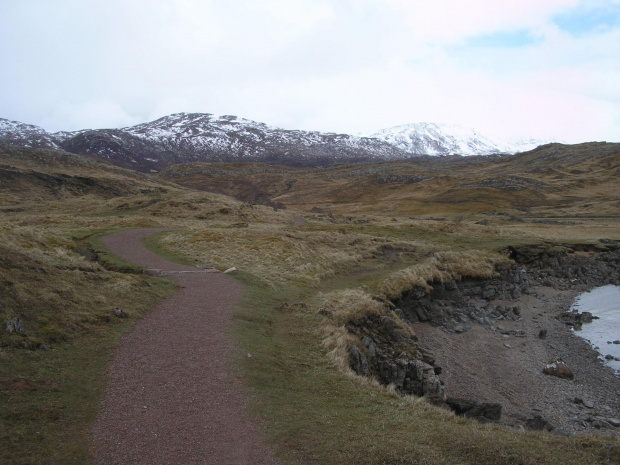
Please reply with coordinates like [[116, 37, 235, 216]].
[[378, 249, 512, 299], [156, 220, 430, 287], [2, 144, 619, 464], [159, 143, 620, 222]]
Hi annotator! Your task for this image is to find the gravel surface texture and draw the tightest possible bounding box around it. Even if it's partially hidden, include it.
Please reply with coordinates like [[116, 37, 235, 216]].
[[92, 229, 279, 464], [414, 285, 620, 436]]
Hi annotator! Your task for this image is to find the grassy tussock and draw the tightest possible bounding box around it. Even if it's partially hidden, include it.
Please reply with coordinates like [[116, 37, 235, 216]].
[[320, 324, 357, 374], [0, 224, 172, 349], [318, 289, 385, 326], [317, 288, 415, 385], [0, 222, 176, 464], [3, 147, 619, 464], [2, 225, 100, 271], [380, 250, 512, 300], [158, 225, 426, 287]]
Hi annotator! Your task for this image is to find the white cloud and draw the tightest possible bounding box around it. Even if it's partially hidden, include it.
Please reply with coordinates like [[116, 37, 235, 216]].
[[380, 0, 579, 42], [247, 0, 335, 32], [0, 0, 618, 142], [42, 99, 142, 132]]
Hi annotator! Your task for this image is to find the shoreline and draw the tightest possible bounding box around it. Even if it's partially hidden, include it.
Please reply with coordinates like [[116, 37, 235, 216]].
[[413, 283, 620, 435]]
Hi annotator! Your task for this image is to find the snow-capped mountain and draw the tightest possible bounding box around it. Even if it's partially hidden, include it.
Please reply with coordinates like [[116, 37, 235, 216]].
[[0, 119, 60, 149], [369, 122, 549, 156], [0, 113, 410, 171], [0, 114, 554, 172]]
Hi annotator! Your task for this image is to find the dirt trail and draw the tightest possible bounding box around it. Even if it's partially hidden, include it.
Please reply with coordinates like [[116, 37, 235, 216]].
[[92, 229, 278, 465]]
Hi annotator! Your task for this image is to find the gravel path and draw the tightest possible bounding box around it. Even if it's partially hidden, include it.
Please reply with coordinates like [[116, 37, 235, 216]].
[[92, 229, 279, 464]]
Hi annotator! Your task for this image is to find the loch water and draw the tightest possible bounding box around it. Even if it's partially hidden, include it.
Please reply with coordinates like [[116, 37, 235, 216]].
[[570, 284, 620, 375]]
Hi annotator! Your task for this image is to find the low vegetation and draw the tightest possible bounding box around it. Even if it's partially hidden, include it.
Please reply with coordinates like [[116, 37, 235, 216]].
[[1, 145, 619, 464]]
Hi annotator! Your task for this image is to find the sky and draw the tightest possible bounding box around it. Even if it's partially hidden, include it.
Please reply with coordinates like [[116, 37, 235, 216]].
[[1, 0, 619, 143]]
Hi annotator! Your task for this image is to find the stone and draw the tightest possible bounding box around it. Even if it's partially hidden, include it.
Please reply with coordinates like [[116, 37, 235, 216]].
[[446, 397, 502, 422], [348, 345, 369, 377], [606, 418, 620, 427], [543, 360, 574, 380], [525, 415, 555, 431], [583, 400, 595, 409], [591, 420, 609, 429], [317, 307, 332, 316], [580, 312, 594, 324], [482, 287, 496, 300], [5, 317, 25, 334], [613, 340, 620, 345], [454, 325, 466, 333], [416, 307, 431, 322], [112, 307, 127, 318], [361, 336, 376, 358]]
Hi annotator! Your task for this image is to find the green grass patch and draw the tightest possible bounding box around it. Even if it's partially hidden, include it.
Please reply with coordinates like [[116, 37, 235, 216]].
[[85, 229, 146, 273], [0, 227, 177, 465], [230, 276, 620, 465], [141, 230, 195, 266]]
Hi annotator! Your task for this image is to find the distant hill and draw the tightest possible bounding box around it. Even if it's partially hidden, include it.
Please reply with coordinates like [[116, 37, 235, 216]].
[[0, 145, 170, 200], [0, 113, 567, 172], [159, 142, 620, 218], [368, 122, 552, 156], [0, 113, 411, 172]]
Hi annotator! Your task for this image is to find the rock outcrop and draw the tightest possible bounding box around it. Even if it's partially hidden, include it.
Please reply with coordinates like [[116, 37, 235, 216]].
[[393, 246, 620, 334], [346, 313, 446, 405], [393, 267, 529, 333], [446, 398, 502, 422]]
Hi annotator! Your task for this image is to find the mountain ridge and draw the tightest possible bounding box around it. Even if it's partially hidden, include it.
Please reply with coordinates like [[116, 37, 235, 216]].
[[369, 122, 552, 156], [1, 113, 557, 171]]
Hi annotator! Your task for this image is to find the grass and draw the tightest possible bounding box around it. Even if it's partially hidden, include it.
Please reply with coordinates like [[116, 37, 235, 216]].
[[227, 273, 620, 465], [160, 143, 620, 220], [150, 217, 620, 464], [1, 145, 619, 464], [0, 225, 176, 465]]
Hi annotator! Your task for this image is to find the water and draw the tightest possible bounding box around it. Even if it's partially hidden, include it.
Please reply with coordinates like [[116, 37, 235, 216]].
[[570, 285, 620, 374]]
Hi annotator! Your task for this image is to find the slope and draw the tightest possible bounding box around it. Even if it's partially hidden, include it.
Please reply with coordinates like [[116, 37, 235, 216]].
[[159, 142, 620, 219], [1, 145, 619, 464]]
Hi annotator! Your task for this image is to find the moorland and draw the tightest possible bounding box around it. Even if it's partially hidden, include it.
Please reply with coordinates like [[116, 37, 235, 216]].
[[1, 142, 619, 464]]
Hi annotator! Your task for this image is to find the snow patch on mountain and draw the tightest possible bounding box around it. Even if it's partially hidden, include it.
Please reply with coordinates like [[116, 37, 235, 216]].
[[369, 122, 553, 156], [0, 118, 60, 149], [1, 114, 558, 172]]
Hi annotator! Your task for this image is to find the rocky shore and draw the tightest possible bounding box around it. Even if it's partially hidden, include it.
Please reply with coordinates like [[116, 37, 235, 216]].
[[348, 242, 620, 435]]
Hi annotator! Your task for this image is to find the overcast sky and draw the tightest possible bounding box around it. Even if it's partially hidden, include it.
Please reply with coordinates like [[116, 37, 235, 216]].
[[1, 0, 619, 142]]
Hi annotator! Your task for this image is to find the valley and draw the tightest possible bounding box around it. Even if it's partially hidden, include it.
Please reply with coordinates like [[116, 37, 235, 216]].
[[0, 140, 619, 464]]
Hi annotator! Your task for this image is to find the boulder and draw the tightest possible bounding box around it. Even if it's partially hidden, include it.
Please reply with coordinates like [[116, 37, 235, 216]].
[[112, 307, 128, 318], [446, 397, 502, 422], [347, 313, 446, 404], [580, 311, 594, 324], [5, 317, 25, 334], [543, 360, 574, 380], [606, 418, 620, 427], [348, 345, 369, 377], [525, 415, 554, 431]]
